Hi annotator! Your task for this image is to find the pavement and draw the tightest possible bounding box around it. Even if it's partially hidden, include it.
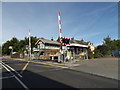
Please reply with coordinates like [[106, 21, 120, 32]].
[[71, 57, 119, 80], [1, 56, 119, 80]]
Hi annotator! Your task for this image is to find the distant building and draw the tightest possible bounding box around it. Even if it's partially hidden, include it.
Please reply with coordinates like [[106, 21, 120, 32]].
[[34, 38, 60, 60]]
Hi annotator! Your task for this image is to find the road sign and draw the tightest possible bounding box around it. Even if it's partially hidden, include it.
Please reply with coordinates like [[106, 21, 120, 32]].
[[9, 46, 13, 49]]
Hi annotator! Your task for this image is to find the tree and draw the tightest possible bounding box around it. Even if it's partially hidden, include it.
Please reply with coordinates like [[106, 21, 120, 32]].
[[10, 37, 19, 52], [2, 37, 20, 55], [2, 40, 12, 55], [103, 35, 112, 55], [23, 36, 39, 52], [2, 36, 39, 55], [94, 45, 107, 58], [94, 36, 120, 58], [18, 40, 26, 53], [103, 35, 111, 46]]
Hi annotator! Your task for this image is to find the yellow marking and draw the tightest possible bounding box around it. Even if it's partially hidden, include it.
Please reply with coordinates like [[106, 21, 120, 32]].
[[30, 64, 66, 69], [29, 61, 69, 69], [30, 64, 56, 68], [20, 61, 30, 74], [2, 58, 27, 62], [2, 57, 69, 69], [37, 68, 63, 73]]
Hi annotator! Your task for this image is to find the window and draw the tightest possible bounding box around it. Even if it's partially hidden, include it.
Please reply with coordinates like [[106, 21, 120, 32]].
[[40, 43, 44, 49]]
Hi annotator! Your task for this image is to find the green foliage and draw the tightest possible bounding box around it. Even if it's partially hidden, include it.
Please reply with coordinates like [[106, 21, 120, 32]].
[[94, 36, 120, 58], [11, 37, 19, 52], [94, 45, 106, 58], [2, 36, 39, 55], [2, 40, 12, 55], [94, 50, 103, 58]]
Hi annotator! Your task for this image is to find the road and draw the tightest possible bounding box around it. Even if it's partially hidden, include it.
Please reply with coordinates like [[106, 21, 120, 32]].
[[1, 58, 119, 89]]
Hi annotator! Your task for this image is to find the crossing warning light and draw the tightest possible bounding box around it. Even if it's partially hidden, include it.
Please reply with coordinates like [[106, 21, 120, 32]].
[[62, 37, 70, 46]]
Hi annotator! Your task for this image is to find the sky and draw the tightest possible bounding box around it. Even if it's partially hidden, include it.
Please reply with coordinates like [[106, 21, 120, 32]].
[[2, 2, 118, 46]]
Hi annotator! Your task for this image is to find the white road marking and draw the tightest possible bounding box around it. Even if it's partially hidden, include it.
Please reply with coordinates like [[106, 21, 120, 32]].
[[2, 62, 22, 78], [2, 64, 10, 72], [14, 75, 29, 89], [0, 76, 14, 79], [2, 64, 29, 89]]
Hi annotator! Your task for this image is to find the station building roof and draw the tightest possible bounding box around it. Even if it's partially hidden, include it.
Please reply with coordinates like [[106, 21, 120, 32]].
[[35, 38, 60, 45]]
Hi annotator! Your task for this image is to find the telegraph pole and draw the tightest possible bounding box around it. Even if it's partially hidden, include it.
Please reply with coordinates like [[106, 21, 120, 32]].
[[29, 30, 31, 60]]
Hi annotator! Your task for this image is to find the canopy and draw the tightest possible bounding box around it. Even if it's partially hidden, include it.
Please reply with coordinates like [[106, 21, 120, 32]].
[[66, 43, 88, 48]]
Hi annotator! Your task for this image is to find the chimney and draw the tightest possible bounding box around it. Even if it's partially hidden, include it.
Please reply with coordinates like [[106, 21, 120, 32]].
[[51, 37, 54, 41], [71, 37, 74, 41], [81, 38, 84, 42]]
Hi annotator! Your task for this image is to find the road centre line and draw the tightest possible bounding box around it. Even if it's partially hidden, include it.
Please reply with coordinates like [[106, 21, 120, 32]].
[[20, 61, 30, 74], [2, 64, 29, 89], [2, 62, 22, 78]]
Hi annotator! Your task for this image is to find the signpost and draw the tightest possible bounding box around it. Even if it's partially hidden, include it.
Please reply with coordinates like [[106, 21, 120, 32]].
[[9, 46, 13, 57]]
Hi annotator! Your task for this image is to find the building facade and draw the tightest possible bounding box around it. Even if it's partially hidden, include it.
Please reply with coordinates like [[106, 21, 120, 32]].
[[34, 38, 60, 60], [34, 37, 95, 61]]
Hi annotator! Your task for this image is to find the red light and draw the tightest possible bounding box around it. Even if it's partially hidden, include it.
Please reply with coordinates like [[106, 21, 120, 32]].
[[58, 11, 60, 16]]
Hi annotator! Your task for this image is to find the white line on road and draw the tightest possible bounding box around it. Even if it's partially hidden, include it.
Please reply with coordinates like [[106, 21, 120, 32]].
[[0, 76, 14, 79], [2, 64, 11, 72], [2, 62, 22, 78], [14, 75, 29, 89], [2, 64, 29, 89]]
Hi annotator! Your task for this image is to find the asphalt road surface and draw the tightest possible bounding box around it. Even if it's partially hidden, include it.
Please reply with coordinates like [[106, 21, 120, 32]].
[[1, 58, 119, 89]]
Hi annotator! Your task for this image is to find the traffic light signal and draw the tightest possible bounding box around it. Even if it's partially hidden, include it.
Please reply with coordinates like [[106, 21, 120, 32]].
[[62, 37, 70, 46]]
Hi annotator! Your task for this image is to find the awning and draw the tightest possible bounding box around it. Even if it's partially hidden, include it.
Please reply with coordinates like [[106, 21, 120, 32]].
[[66, 43, 88, 48]]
